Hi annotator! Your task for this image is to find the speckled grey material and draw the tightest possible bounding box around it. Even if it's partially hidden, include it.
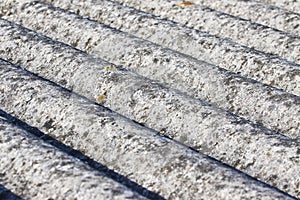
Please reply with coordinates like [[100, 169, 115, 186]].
[[0, 112, 147, 200], [0, 3, 299, 137], [0, 19, 300, 197], [110, 0, 300, 64], [1, 0, 300, 199], [9, 0, 299, 97], [193, 0, 300, 36], [260, 0, 300, 13], [0, 60, 295, 199]]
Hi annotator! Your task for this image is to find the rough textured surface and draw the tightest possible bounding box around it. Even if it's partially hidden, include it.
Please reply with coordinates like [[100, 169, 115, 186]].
[[193, 0, 300, 35], [0, 60, 295, 199], [111, 0, 300, 64], [1, 17, 300, 198], [0, 0, 299, 199], [260, 0, 300, 13], [0, 19, 300, 197], [0, 111, 147, 200], [12, 0, 298, 97], [0, 3, 299, 139]]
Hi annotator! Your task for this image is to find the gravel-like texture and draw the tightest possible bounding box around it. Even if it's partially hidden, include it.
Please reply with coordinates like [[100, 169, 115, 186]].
[[260, 0, 300, 13], [0, 59, 295, 199], [111, 0, 300, 64], [12, 0, 299, 97], [193, 0, 300, 36], [0, 19, 300, 197], [0, 0, 300, 199], [1, 2, 299, 139], [0, 111, 147, 200]]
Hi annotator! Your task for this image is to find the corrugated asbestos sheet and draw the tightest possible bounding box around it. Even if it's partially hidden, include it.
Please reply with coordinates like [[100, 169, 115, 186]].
[[0, 0, 299, 199]]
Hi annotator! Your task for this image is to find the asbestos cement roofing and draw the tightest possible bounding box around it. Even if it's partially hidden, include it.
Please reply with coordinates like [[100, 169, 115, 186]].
[[0, 0, 299, 199]]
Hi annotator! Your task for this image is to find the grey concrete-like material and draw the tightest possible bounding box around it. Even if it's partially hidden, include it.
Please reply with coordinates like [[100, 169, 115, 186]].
[[0, 113, 147, 200], [10, 0, 298, 97], [0, 20, 300, 197], [260, 0, 300, 14], [111, 0, 300, 64], [193, 0, 300, 36], [0, 60, 295, 199], [1, 3, 299, 139]]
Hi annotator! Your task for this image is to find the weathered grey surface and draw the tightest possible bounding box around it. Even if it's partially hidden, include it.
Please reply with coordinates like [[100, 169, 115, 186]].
[[0, 59, 295, 199], [260, 0, 300, 13], [1, 3, 299, 139], [0, 19, 300, 197], [0, 112, 147, 200], [193, 0, 300, 36], [0, 0, 300, 199], [111, 0, 300, 64], [10, 0, 298, 97]]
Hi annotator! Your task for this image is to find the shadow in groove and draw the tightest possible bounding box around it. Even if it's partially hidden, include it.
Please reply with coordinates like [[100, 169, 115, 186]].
[[0, 184, 23, 200], [0, 109, 165, 200]]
